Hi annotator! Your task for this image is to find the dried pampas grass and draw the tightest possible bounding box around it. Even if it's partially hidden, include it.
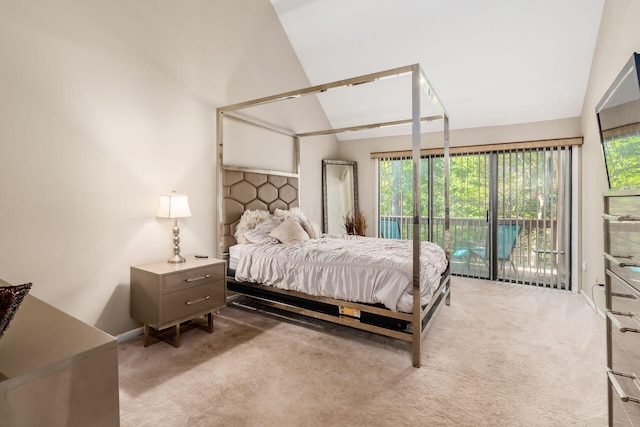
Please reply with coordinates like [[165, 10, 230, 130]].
[[344, 211, 367, 236]]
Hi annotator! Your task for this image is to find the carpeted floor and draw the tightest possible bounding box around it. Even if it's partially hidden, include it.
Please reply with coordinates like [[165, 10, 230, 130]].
[[118, 277, 607, 426]]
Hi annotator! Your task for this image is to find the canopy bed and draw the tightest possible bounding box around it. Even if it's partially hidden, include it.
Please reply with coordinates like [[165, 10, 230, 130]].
[[216, 64, 451, 367]]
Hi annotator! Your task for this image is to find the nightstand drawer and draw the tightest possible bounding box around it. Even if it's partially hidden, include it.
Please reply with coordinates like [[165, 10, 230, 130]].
[[161, 264, 225, 294], [161, 280, 225, 323]]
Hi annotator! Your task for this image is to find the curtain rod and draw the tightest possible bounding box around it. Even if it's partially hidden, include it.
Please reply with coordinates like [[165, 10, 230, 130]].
[[370, 137, 583, 159]]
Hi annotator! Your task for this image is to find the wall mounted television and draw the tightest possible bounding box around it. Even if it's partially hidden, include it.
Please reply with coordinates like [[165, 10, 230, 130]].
[[596, 52, 640, 190]]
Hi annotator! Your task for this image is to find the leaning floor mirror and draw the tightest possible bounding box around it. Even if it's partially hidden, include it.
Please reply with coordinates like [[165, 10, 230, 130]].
[[322, 160, 358, 234]]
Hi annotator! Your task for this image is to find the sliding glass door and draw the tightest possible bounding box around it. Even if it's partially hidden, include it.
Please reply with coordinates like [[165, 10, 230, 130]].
[[378, 146, 572, 289], [442, 153, 492, 279]]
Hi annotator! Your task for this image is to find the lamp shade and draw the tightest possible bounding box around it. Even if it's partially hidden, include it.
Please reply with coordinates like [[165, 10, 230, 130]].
[[156, 192, 191, 219]]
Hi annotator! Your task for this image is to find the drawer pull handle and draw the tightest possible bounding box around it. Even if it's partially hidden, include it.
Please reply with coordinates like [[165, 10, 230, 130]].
[[186, 295, 210, 305], [186, 274, 210, 283], [607, 368, 640, 404], [606, 309, 640, 333]]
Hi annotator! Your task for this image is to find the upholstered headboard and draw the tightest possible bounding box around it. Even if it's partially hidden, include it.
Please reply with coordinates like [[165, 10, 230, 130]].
[[222, 168, 299, 252]]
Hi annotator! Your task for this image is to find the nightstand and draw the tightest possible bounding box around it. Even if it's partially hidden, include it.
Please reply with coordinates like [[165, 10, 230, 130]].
[[130, 256, 226, 347]]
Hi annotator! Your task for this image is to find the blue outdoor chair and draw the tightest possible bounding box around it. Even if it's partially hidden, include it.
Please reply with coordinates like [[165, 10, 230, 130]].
[[380, 218, 401, 239], [455, 224, 522, 273]]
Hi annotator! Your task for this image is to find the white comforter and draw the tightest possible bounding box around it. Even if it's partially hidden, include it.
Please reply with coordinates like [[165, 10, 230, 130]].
[[234, 235, 447, 313]]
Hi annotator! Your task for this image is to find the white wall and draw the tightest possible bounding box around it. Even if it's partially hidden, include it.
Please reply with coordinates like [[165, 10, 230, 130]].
[[580, 0, 640, 310], [0, 0, 336, 336]]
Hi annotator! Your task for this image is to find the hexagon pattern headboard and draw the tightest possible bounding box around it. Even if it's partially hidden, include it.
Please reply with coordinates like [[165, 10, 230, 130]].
[[222, 168, 299, 252]]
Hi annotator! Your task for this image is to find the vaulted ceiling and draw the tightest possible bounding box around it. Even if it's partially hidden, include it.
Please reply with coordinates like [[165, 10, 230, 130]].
[[270, 0, 605, 139]]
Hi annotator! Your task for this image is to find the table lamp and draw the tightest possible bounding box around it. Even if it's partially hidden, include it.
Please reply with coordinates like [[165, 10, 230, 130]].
[[156, 191, 191, 263]]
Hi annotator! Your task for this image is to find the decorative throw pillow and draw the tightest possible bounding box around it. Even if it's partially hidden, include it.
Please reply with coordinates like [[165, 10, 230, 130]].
[[273, 207, 306, 222], [244, 215, 282, 244], [301, 218, 323, 239], [234, 209, 271, 244], [0, 282, 32, 338], [269, 218, 310, 244]]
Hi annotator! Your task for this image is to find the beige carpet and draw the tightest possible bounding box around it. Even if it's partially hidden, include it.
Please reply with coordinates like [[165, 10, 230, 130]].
[[118, 277, 607, 426]]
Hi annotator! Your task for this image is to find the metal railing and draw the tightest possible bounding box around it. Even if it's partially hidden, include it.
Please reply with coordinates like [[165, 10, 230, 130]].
[[380, 215, 568, 289]]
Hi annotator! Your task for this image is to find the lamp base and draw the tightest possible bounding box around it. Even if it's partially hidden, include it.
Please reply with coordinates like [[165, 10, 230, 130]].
[[167, 254, 186, 264]]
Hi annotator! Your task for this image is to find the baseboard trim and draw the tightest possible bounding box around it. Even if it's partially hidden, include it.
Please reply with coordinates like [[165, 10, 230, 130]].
[[117, 327, 143, 343]]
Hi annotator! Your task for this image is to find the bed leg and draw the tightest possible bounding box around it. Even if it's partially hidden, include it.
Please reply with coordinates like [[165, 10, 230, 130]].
[[446, 288, 451, 306], [412, 318, 421, 368], [412, 345, 421, 368]]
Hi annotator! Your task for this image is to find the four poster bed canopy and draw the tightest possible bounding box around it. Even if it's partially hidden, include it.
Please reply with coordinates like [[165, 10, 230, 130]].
[[216, 64, 451, 367]]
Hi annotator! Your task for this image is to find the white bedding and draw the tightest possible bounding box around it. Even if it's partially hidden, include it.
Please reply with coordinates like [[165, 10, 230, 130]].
[[233, 235, 447, 313], [229, 243, 245, 271]]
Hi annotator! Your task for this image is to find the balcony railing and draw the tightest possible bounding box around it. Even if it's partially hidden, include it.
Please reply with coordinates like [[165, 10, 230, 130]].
[[380, 215, 567, 289]]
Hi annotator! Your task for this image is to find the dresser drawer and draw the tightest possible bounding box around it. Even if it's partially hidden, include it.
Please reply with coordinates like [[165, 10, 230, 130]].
[[161, 280, 225, 324], [161, 263, 225, 294]]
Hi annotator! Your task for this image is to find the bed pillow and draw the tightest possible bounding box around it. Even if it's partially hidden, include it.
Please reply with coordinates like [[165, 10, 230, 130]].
[[0, 282, 32, 338], [234, 209, 271, 244], [244, 215, 282, 244], [301, 218, 323, 239], [273, 207, 306, 222], [269, 218, 310, 244]]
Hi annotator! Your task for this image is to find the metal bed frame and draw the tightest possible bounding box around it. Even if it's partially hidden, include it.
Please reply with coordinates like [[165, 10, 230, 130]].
[[216, 64, 450, 367]]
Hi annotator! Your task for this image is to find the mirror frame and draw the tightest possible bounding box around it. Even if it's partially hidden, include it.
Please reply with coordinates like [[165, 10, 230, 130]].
[[322, 160, 359, 234]]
